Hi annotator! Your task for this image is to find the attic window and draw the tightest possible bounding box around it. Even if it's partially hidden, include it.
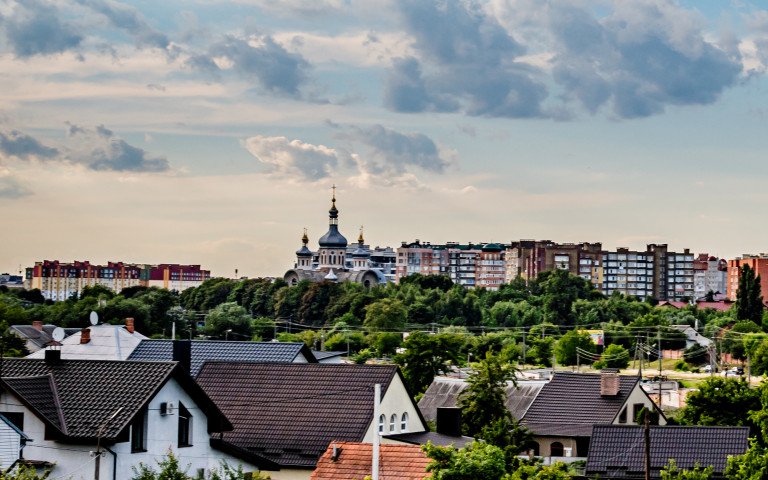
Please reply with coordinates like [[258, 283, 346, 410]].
[[618, 407, 627, 424], [389, 414, 397, 433], [401, 412, 409, 432], [131, 407, 148, 453], [178, 402, 192, 448], [378, 414, 385, 435]]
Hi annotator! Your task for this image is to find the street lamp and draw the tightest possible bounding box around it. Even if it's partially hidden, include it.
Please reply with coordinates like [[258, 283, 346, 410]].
[[225, 329, 232, 341]]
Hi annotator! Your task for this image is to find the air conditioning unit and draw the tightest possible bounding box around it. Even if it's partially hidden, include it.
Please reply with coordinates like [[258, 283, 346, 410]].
[[160, 402, 175, 416]]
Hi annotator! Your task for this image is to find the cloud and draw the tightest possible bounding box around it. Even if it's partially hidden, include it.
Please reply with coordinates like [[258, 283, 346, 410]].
[[342, 124, 451, 175], [548, 2, 743, 118], [67, 123, 169, 172], [385, 0, 547, 118], [243, 135, 346, 180], [0, 169, 32, 198], [189, 34, 310, 98], [0, 130, 59, 159], [1, 0, 84, 57], [74, 0, 173, 53]]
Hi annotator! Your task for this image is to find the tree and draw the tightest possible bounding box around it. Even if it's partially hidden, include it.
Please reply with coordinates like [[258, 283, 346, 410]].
[[394, 331, 463, 395], [0, 465, 50, 480], [736, 264, 764, 324], [725, 440, 768, 480], [459, 352, 514, 437], [423, 441, 507, 480], [132, 451, 270, 480], [555, 330, 595, 366], [596, 343, 630, 369], [364, 298, 407, 332], [678, 377, 760, 432], [660, 460, 713, 480], [204, 302, 252, 338]]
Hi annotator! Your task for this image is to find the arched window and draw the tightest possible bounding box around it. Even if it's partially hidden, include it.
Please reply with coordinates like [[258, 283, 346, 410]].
[[532, 442, 540, 456], [389, 414, 397, 432], [400, 412, 409, 432], [378, 414, 386, 434], [550, 442, 564, 457]]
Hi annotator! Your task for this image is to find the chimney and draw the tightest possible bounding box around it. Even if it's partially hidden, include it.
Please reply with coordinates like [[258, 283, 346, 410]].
[[125, 318, 135, 334], [80, 328, 91, 344], [173, 340, 192, 373], [44, 348, 61, 364], [32, 321, 43, 331], [436, 407, 462, 437], [600, 370, 620, 396]]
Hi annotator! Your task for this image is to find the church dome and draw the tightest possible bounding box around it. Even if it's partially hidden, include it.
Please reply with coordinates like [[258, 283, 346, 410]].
[[318, 226, 348, 248]]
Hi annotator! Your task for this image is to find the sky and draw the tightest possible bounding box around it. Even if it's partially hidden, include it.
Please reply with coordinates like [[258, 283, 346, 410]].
[[2, 0, 768, 278]]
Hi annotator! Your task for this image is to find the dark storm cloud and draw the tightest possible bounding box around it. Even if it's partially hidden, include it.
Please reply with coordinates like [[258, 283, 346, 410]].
[[0, 0, 83, 57], [190, 35, 310, 98], [548, 2, 743, 118], [0, 130, 59, 159], [385, 0, 547, 118]]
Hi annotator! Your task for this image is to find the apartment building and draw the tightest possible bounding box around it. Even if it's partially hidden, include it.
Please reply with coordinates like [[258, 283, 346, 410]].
[[727, 254, 768, 302], [693, 254, 727, 299], [397, 240, 695, 300], [25, 260, 210, 300]]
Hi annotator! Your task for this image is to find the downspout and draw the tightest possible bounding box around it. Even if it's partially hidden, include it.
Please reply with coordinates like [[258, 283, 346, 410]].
[[104, 446, 117, 480]]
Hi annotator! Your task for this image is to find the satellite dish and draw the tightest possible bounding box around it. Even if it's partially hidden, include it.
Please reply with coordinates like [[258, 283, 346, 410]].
[[52, 327, 65, 342], [89, 311, 99, 326]]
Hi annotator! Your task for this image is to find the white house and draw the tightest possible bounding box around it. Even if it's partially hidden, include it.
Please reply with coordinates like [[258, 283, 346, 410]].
[[0, 352, 259, 480], [27, 319, 147, 361]]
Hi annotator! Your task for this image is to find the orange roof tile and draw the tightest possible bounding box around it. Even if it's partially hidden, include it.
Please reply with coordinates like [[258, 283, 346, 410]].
[[310, 441, 432, 480]]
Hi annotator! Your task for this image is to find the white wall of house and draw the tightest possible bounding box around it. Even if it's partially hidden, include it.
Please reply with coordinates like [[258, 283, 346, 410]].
[[0, 378, 257, 480], [267, 468, 314, 480], [0, 420, 22, 470], [611, 384, 667, 425], [362, 374, 426, 441]]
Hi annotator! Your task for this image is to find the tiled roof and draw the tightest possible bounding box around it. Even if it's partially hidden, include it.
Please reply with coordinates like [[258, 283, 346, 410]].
[[522, 372, 639, 437], [196, 362, 400, 468], [310, 441, 431, 480], [0, 358, 231, 440], [311, 351, 345, 361], [10, 325, 79, 349], [586, 425, 749, 479], [127, 340, 316, 377], [26, 325, 147, 361], [418, 376, 544, 422]]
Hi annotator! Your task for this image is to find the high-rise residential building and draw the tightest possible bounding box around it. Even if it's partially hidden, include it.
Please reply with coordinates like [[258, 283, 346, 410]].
[[397, 239, 695, 300], [693, 254, 728, 299], [727, 254, 768, 302], [24, 260, 210, 301]]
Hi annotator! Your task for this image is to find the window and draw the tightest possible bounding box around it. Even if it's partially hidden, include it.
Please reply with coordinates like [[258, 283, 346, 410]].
[[550, 442, 564, 457], [378, 414, 385, 434], [633, 403, 646, 421], [618, 407, 627, 423], [400, 412, 409, 432], [178, 402, 192, 447], [389, 414, 397, 432], [0, 412, 23, 431], [131, 407, 148, 453]]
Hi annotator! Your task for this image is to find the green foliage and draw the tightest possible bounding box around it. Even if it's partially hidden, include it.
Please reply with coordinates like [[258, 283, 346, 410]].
[[459, 352, 515, 437], [395, 331, 463, 395], [204, 302, 252, 338], [555, 330, 595, 366], [423, 441, 508, 480], [678, 377, 760, 432], [506, 461, 572, 480], [659, 459, 713, 480], [132, 451, 269, 480], [599, 343, 630, 369], [725, 439, 768, 480], [367, 332, 402, 356], [364, 298, 407, 332], [736, 264, 764, 324]]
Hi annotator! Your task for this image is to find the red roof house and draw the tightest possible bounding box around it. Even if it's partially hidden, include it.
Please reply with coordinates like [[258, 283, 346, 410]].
[[310, 441, 432, 480]]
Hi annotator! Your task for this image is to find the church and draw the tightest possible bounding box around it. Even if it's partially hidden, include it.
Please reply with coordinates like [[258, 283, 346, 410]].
[[283, 190, 389, 287]]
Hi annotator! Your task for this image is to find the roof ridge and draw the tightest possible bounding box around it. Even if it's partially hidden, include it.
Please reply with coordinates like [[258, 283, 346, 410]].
[[46, 372, 68, 435]]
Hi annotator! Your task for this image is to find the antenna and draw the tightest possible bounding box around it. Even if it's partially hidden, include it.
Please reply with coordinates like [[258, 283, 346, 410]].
[[89, 311, 99, 326], [52, 327, 65, 342]]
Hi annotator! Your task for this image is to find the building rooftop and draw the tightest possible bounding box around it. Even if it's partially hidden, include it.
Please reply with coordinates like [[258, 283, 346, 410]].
[[310, 441, 431, 480], [522, 372, 642, 437], [196, 362, 406, 468], [586, 425, 749, 479], [10, 324, 79, 350], [127, 339, 316, 377], [26, 324, 147, 361]]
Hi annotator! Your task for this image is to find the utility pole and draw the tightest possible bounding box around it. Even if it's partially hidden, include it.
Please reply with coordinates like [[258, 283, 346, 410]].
[[522, 331, 526, 365], [372, 384, 381, 480], [644, 410, 651, 480], [658, 327, 662, 377]]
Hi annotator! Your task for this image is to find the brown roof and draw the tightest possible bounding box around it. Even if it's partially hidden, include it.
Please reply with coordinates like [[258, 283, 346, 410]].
[[310, 441, 431, 480], [196, 362, 416, 468]]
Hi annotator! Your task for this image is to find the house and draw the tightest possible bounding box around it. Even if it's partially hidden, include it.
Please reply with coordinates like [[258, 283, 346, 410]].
[[195, 362, 427, 480], [520, 371, 665, 461], [384, 407, 473, 448], [127, 339, 317, 377], [670, 325, 713, 350], [0, 414, 29, 469], [9, 321, 79, 353], [310, 441, 431, 480], [585, 425, 749, 479], [0, 354, 256, 480], [417, 376, 545, 423], [27, 318, 147, 360], [311, 351, 346, 364]]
